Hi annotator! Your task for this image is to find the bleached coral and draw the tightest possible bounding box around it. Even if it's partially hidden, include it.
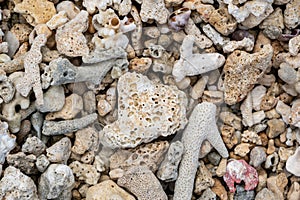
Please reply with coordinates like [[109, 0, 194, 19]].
[[173, 102, 228, 200], [100, 72, 188, 148], [172, 35, 225, 82], [15, 34, 47, 106], [0, 121, 16, 164]]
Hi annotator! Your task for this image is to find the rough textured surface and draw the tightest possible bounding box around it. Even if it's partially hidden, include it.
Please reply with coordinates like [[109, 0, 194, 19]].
[[46, 137, 71, 164], [38, 164, 75, 200], [110, 140, 169, 172], [15, 34, 47, 106], [14, 0, 56, 26], [173, 102, 228, 200], [6, 152, 38, 174], [117, 166, 167, 200], [42, 113, 98, 136], [194, 161, 215, 194], [101, 72, 188, 148], [0, 121, 16, 164], [72, 127, 99, 155], [0, 166, 38, 200], [140, 0, 169, 24], [86, 180, 136, 200], [69, 161, 100, 185], [157, 141, 184, 182], [21, 136, 46, 156], [224, 44, 273, 105], [55, 10, 89, 57]]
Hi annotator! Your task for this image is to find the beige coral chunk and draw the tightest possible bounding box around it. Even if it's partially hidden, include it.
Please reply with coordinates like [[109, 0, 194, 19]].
[[100, 72, 188, 148], [140, 0, 169, 24], [117, 166, 167, 200], [287, 182, 300, 200], [14, 0, 56, 26], [110, 140, 169, 172], [194, 161, 215, 195], [46, 11, 69, 30], [72, 127, 99, 155], [55, 10, 89, 57], [15, 34, 47, 106], [208, 7, 237, 36], [284, 0, 300, 29], [86, 180, 136, 200], [224, 44, 273, 105], [69, 161, 100, 185], [234, 143, 251, 157]]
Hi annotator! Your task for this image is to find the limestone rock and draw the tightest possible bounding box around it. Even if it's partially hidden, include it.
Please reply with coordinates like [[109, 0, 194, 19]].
[[37, 86, 65, 113], [194, 161, 215, 195], [22, 136, 46, 156], [46, 137, 71, 164], [0, 166, 38, 200], [72, 127, 99, 155], [6, 152, 38, 174], [38, 164, 75, 200]]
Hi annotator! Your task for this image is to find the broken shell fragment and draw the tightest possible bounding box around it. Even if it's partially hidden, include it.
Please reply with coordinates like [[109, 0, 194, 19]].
[[168, 8, 191, 32]]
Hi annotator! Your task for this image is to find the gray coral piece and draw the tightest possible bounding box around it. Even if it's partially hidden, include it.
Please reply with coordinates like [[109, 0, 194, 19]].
[[42, 113, 97, 136], [173, 102, 228, 200], [42, 55, 128, 87]]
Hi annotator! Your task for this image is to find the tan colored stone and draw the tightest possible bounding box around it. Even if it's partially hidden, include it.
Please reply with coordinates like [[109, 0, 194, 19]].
[[267, 119, 286, 138], [211, 178, 228, 200], [234, 143, 251, 157], [14, 0, 56, 26], [221, 125, 239, 149], [194, 161, 214, 195], [224, 44, 273, 105], [208, 7, 237, 36], [86, 180, 135, 200]]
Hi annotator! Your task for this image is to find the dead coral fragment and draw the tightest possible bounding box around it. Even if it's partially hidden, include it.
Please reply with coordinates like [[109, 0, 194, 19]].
[[42, 113, 98, 136], [15, 34, 47, 106], [101, 72, 188, 148], [14, 0, 56, 26], [173, 102, 228, 200], [55, 10, 89, 57], [140, 0, 169, 24], [224, 44, 273, 105], [172, 35, 225, 82]]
